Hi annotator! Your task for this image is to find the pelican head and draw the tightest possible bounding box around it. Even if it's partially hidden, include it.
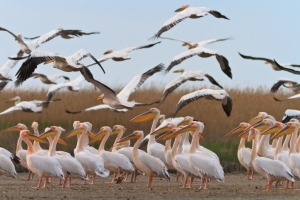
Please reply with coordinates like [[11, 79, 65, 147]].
[[2, 123, 27, 132], [118, 130, 143, 143], [6, 96, 21, 104], [188, 43, 199, 49], [247, 111, 268, 125], [58, 27, 64, 31], [130, 108, 160, 122], [96, 94, 105, 101], [225, 122, 250, 137], [112, 125, 127, 135], [73, 121, 80, 129], [103, 49, 113, 55], [247, 127, 257, 142], [271, 120, 298, 140], [83, 122, 93, 131], [65, 122, 87, 138], [151, 122, 176, 135], [20, 130, 47, 144], [17, 34, 22, 40], [172, 121, 205, 139], [175, 4, 189, 12], [89, 126, 111, 144], [261, 121, 285, 135], [182, 41, 192, 47], [31, 121, 39, 130], [173, 69, 185, 74], [178, 116, 194, 127]]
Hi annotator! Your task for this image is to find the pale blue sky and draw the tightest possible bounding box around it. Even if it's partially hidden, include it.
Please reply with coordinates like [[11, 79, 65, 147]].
[[1, 1, 300, 91]]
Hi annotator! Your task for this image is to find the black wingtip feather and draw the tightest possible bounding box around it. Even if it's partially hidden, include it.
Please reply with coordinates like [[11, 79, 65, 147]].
[[65, 109, 82, 114]]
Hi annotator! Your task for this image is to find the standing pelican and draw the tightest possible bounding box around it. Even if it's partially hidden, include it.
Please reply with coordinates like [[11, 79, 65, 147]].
[[151, 5, 229, 39], [118, 131, 170, 187]]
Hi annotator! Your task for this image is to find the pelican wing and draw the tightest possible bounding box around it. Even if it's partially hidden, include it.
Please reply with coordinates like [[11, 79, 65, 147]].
[[274, 93, 300, 102], [271, 79, 298, 93], [117, 63, 164, 101], [148, 143, 167, 165], [239, 148, 252, 167], [238, 53, 272, 62], [139, 152, 170, 180], [47, 74, 67, 82], [175, 154, 199, 177], [101, 151, 134, 171], [15, 50, 59, 86], [198, 37, 231, 46], [0, 106, 22, 116], [0, 81, 9, 92], [273, 60, 300, 75], [160, 76, 190, 103], [0, 50, 24, 77], [189, 154, 224, 181], [208, 10, 230, 19], [0, 155, 17, 177], [54, 155, 86, 177], [165, 48, 202, 73], [60, 29, 100, 36], [159, 36, 193, 48], [32, 29, 63, 49], [123, 41, 161, 52], [0, 148, 20, 164], [65, 104, 127, 114], [45, 82, 70, 102]]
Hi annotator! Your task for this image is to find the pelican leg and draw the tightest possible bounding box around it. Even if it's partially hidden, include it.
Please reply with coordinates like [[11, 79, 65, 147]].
[[33, 177, 43, 188], [290, 181, 294, 189], [124, 172, 129, 181], [42, 178, 47, 188], [182, 176, 188, 188], [132, 169, 137, 183], [147, 176, 153, 187], [67, 178, 71, 188], [58, 178, 62, 185], [284, 181, 289, 189], [266, 180, 273, 191], [203, 178, 209, 190], [90, 175, 96, 184], [175, 172, 181, 182], [199, 177, 205, 190], [249, 170, 254, 180], [27, 171, 32, 181], [62, 178, 68, 188], [47, 177, 52, 183], [31, 172, 34, 180], [187, 177, 194, 188]]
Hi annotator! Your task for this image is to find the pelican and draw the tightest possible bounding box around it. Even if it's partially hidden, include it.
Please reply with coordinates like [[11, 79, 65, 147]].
[[239, 53, 300, 74], [0, 96, 59, 116], [271, 78, 300, 93], [14, 49, 104, 86], [45, 75, 85, 103], [174, 121, 224, 189], [0, 50, 24, 81], [273, 93, 300, 102], [40, 126, 88, 188], [0, 27, 98, 54], [87, 42, 161, 66], [28, 73, 70, 85], [24, 28, 100, 40], [155, 68, 223, 104], [65, 122, 109, 184], [170, 88, 232, 117], [66, 63, 164, 114], [0, 145, 20, 178], [151, 5, 229, 39], [164, 37, 232, 78], [20, 129, 64, 188], [118, 130, 170, 187], [245, 127, 294, 191], [281, 109, 300, 123], [225, 122, 253, 179], [89, 126, 134, 183], [0, 81, 9, 93]]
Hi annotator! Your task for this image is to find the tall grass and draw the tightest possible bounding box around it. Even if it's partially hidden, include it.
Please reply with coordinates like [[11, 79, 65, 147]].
[[0, 84, 298, 167]]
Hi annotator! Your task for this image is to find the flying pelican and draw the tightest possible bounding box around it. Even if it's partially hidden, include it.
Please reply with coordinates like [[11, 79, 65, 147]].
[[45, 75, 85, 103], [24, 28, 100, 40], [154, 68, 223, 104], [151, 5, 229, 39], [0, 27, 98, 54], [0, 81, 9, 93], [163, 37, 232, 78], [66, 64, 164, 114], [118, 130, 170, 187], [14, 49, 104, 86], [0, 50, 24, 81], [225, 122, 254, 179], [281, 109, 300, 123], [174, 121, 224, 189], [87, 42, 161, 66], [65, 122, 109, 184], [20, 129, 64, 188], [271, 78, 300, 93], [273, 93, 300, 102], [40, 126, 88, 187], [245, 127, 294, 191], [27, 73, 70, 85], [170, 88, 232, 117], [89, 126, 134, 183], [239, 53, 300, 75], [0, 96, 59, 116]]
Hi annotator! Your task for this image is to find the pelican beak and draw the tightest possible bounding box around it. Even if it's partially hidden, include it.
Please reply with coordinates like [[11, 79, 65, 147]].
[[57, 137, 69, 146], [103, 50, 112, 55], [44, 59, 54, 65], [248, 116, 262, 125], [271, 126, 293, 140], [174, 5, 187, 12], [87, 130, 97, 138], [173, 69, 182, 73], [89, 130, 107, 144], [39, 129, 57, 139], [150, 125, 170, 135], [111, 128, 120, 135], [96, 94, 104, 101], [64, 128, 83, 139], [177, 119, 190, 127], [118, 133, 139, 143], [2, 126, 21, 132], [261, 125, 280, 135], [156, 130, 174, 141], [27, 134, 47, 144], [251, 121, 269, 131], [130, 110, 156, 122], [173, 125, 196, 136], [6, 97, 17, 103], [225, 125, 244, 137]]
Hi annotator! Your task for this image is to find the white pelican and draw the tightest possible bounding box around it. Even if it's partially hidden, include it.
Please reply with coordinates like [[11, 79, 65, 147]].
[[28, 73, 70, 85], [66, 64, 164, 114], [155, 68, 223, 104], [41, 126, 88, 187], [20, 129, 64, 188], [0, 81, 9, 93], [246, 127, 294, 191], [271, 78, 300, 93], [0, 50, 24, 81], [14, 49, 104, 86], [0, 96, 59, 116], [281, 109, 300, 123], [118, 130, 170, 187], [273, 93, 300, 102], [89, 126, 134, 183], [164, 37, 232, 78], [65, 122, 109, 184], [24, 28, 100, 40], [0, 27, 98, 54], [87, 42, 161, 66], [239, 53, 300, 74], [174, 121, 224, 189], [225, 122, 254, 179], [0, 154, 17, 178], [45, 75, 85, 103], [170, 88, 232, 117], [151, 5, 229, 39]]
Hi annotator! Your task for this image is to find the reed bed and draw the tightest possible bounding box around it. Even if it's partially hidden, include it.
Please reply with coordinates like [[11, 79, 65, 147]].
[[0, 84, 298, 167]]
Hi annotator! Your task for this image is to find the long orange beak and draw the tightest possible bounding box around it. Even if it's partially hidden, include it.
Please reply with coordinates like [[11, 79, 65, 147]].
[[2, 126, 21, 132], [225, 125, 244, 137], [118, 133, 140, 143], [150, 125, 170, 135], [271, 126, 294, 140], [173, 125, 205, 140], [261, 125, 280, 135], [65, 128, 83, 139], [27, 134, 47, 144], [89, 130, 107, 145], [130, 110, 156, 122]]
